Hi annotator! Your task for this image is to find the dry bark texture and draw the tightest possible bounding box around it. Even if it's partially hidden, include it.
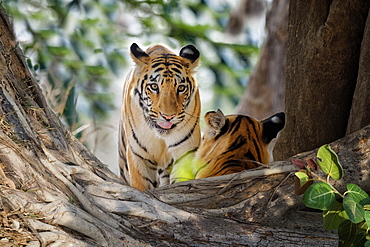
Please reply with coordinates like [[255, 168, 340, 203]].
[[346, 7, 370, 135], [235, 0, 288, 120], [274, 0, 370, 160], [0, 3, 369, 247]]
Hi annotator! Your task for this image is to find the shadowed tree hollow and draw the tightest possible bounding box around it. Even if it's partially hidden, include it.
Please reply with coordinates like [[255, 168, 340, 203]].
[[0, 1, 370, 246]]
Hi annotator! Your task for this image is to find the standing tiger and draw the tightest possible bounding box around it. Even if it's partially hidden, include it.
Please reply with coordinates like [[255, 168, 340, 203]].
[[119, 43, 201, 191], [170, 110, 285, 182]]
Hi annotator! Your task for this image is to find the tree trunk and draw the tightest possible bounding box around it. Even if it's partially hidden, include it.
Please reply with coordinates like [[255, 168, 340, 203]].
[[274, 0, 370, 160], [346, 7, 370, 135], [0, 4, 370, 247], [235, 0, 288, 120]]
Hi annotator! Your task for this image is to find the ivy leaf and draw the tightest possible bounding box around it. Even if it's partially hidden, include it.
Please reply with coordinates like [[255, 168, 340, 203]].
[[316, 144, 343, 180], [346, 184, 370, 206], [302, 182, 335, 210], [338, 220, 357, 247], [323, 200, 348, 230], [343, 195, 365, 224], [365, 240, 370, 247]]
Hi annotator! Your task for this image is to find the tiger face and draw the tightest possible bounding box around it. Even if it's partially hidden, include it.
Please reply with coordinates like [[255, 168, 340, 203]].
[[130, 43, 200, 135], [194, 110, 285, 179]]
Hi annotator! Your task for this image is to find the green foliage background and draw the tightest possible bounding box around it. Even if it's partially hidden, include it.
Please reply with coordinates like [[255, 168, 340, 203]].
[[3, 0, 259, 140]]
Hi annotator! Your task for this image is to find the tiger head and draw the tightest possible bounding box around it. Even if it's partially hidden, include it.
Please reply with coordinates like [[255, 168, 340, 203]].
[[194, 110, 285, 178], [130, 43, 200, 134]]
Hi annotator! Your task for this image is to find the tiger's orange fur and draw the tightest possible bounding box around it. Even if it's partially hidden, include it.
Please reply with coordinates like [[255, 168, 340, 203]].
[[170, 110, 285, 182], [119, 43, 201, 191], [195, 110, 285, 178]]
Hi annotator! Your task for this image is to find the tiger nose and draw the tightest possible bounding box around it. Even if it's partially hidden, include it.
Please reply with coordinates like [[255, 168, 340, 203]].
[[162, 114, 176, 121]]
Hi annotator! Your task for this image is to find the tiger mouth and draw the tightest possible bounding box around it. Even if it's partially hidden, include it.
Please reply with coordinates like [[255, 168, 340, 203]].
[[156, 122, 176, 130]]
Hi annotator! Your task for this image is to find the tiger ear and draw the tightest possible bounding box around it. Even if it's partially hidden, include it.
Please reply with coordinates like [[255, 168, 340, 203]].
[[261, 112, 285, 143], [204, 109, 226, 137], [179, 44, 200, 69], [130, 43, 150, 66]]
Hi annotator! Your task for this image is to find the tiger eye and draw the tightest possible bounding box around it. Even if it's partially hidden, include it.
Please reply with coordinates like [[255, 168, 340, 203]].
[[149, 83, 158, 91], [178, 85, 186, 92]]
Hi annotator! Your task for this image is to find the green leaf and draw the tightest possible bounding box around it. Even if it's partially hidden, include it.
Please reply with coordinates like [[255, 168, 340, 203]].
[[365, 240, 370, 247], [353, 222, 368, 247], [295, 171, 309, 187], [26, 58, 33, 69], [343, 195, 365, 224], [346, 184, 370, 206], [49, 46, 72, 57], [170, 150, 198, 183], [338, 220, 357, 247], [94, 48, 103, 54], [86, 65, 109, 76], [302, 182, 335, 210], [323, 200, 348, 230], [33, 63, 40, 71], [364, 211, 370, 229], [316, 144, 343, 180]]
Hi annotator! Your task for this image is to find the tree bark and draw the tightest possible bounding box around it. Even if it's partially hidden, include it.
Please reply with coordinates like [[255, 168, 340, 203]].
[[0, 3, 370, 247], [235, 0, 288, 120], [274, 0, 370, 160], [346, 7, 370, 135]]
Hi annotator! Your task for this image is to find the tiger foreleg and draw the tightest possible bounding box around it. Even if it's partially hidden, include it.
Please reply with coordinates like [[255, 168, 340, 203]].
[[126, 150, 157, 191]]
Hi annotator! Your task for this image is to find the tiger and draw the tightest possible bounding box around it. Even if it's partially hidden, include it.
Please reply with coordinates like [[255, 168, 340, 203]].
[[118, 43, 201, 191], [170, 109, 285, 182]]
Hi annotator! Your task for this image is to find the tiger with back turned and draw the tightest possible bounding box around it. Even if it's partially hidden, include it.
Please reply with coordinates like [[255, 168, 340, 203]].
[[119, 43, 201, 191], [170, 110, 285, 182]]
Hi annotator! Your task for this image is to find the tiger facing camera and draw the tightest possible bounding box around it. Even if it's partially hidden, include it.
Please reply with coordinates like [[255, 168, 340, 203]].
[[118, 43, 201, 191]]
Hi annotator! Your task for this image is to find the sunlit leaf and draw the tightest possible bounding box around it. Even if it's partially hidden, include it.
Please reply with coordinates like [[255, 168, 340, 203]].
[[170, 150, 198, 183], [302, 182, 335, 210], [323, 200, 348, 230], [317, 144, 343, 180], [343, 195, 365, 224], [294, 170, 313, 195], [346, 184, 370, 206], [295, 171, 309, 187]]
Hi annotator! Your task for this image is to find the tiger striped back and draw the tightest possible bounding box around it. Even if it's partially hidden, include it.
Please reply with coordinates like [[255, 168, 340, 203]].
[[119, 43, 201, 191], [170, 110, 285, 182]]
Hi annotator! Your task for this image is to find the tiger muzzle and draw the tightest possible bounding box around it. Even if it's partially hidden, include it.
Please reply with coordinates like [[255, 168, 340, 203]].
[[157, 113, 176, 130]]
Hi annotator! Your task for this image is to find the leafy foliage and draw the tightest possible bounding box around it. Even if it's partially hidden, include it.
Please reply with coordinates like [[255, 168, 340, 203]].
[[3, 0, 259, 138], [3, 0, 125, 134], [293, 145, 370, 246]]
